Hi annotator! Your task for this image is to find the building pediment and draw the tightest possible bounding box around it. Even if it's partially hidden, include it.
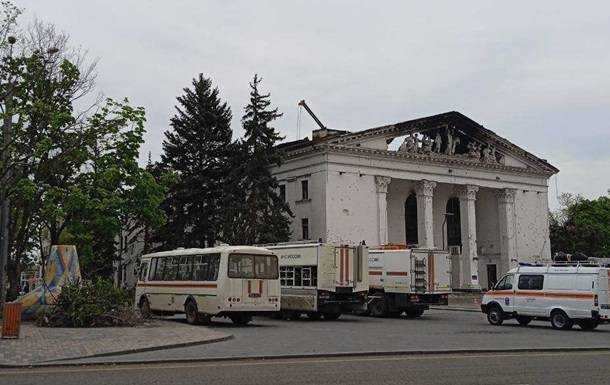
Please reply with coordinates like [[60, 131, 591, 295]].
[[327, 111, 558, 175]]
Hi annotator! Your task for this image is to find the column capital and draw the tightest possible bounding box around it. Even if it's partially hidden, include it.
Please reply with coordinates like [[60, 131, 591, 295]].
[[374, 176, 392, 193], [495, 188, 516, 204], [416, 179, 437, 198], [459, 184, 479, 201]]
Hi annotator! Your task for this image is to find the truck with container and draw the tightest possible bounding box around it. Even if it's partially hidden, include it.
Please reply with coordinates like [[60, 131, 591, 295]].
[[366, 246, 451, 318]]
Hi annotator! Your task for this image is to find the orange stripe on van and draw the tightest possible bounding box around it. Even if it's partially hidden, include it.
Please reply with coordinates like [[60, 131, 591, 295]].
[[486, 290, 595, 300], [137, 282, 217, 289]]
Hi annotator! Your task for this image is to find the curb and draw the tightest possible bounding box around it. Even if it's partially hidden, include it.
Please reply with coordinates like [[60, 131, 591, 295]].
[[2, 346, 610, 369], [430, 306, 480, 313], [0, 334, 233, 368]]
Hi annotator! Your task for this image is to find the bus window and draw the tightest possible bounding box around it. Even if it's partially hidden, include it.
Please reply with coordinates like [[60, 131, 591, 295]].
[[148, 258, 158, 281], [229, 254, 278, 279], [193, 254, 220, 281], [154, 257, 166, 281], [228, 255, 255, 279], [255, 255, 279, 279], [177, 256, 194, 281], [139, 261, 149, 282]]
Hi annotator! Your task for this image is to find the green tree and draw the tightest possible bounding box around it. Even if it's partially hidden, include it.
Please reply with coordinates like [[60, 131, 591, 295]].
[[156, 74, 233, 249], [227, 75, 292, 245], [1, 10, 166, 296], [550, 192, 610, 258]]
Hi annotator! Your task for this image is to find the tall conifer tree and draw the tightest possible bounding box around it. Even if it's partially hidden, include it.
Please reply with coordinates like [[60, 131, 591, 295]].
[[159, 74, 233, 248], [229, 75, 292, 244]]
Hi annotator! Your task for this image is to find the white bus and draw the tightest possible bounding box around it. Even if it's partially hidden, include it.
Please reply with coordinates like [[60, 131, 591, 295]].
[[135, 246, 281, 325], [266, 243, 369, 320], [367, 247, 451, 318], [482, 263, 610, 330]]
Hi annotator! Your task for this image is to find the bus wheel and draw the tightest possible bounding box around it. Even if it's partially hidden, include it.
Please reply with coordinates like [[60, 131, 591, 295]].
[[577, 320, 599, 331], [516, 316, 532, 326], [368, 299, 387, 318], [139, 297, 152, 319], [550, 310, 573, 330], [406, 308, 424, 318], [306, 312, 322, 321], [322, 312, 341, 320], [230, 314, 252, 325], [185, 300, 201, 325]]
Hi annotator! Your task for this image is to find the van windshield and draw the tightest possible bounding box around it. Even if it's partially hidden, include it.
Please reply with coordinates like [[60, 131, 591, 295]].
[[228, 254, 279, 279]]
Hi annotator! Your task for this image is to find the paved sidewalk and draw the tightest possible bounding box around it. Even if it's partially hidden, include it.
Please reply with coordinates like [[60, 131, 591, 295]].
[[0, 320, 230, 367]]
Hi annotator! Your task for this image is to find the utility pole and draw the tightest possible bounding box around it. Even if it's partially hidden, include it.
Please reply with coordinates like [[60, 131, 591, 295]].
[[0, 36, 16, 306]]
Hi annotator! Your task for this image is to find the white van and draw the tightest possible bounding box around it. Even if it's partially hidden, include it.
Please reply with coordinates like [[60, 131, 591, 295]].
[[481, 263, 610, 330], [135, 246, 281, 325], [367, 247, 451, 318]]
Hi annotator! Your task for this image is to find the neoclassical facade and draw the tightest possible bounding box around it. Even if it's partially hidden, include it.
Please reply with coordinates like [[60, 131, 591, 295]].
[[272, 111, 558, 290]]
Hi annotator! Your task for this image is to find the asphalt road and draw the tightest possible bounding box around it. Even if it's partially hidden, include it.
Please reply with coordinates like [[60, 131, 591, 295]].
[[64, 309, 610, 365], [3, 350, 610, 385]]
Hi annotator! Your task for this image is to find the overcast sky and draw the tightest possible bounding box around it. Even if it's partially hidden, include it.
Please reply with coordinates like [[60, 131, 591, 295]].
[[18, 0, 610, 209]]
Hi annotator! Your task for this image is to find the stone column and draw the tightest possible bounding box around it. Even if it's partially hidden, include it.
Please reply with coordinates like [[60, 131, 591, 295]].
[[416, 180, 436, 248], [459, 185, 480, 289], [496, 188, 517, 274], [375, 176, 392, 246]]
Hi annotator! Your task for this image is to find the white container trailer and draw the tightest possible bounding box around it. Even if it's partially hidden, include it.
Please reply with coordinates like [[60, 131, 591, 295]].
[[267, 243, 369, 320], [367, 248, 451, 317]]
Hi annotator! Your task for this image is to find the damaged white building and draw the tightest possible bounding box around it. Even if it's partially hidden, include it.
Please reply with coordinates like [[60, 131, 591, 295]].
[[272, 111, 559, 291]]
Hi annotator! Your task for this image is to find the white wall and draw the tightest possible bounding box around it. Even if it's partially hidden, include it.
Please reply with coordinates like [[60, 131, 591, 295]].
[[514, 189, 552, 261], [325, 169, 379, 245]]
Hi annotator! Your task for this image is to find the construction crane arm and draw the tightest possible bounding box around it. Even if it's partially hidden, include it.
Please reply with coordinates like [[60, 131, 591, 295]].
[[298, 100, 326, 130]]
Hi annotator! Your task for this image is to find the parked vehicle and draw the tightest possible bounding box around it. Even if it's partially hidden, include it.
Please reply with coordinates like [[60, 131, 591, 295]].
[[266, 242, 369, 320], [481, 263, 610, 330], [135, 246, 281, 325], [366, 247, 450, 318]]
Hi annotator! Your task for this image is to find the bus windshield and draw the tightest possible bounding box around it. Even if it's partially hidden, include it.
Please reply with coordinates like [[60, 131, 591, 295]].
[[228, 254, 279, 279]]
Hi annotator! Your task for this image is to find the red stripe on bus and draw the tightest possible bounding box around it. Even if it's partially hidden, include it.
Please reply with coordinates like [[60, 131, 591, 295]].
[[369, 271, 382, 276], [137, 282, 217, 288], [247, 280, 252, 294], [258, 280, 263, 294], [386, 271, 409, 276]]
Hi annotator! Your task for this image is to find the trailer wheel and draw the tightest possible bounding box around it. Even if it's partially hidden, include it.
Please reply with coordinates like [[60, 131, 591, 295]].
[[550, 310, 573, 330], [368, 299, 387, 317], [486, 305, 504, 326], [516, 316, 532, 326], [576, 319, 599, 331], [322, 312, 341, 320], [306, 312, 322, 321]]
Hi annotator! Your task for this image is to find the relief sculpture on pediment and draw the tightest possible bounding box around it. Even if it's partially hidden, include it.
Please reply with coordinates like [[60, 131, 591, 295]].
[[395, 125, 504, 164]]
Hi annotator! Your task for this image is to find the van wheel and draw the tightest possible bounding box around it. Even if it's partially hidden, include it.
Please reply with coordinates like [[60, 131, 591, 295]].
[[577, 320, 599, 331], [368, 299, 387, 317], [230, 314, 252, 325], [139, 297, 152, 319], [550, 310, 573, 330], [516, 316, 532, 326], [322, 312, 342, 320], [487, 305, 504, 326], [185, 300, 201, 325]]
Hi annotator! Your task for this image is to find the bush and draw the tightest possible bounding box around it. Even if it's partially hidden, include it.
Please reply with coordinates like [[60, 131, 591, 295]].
[[36, 278, 141, 327]]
